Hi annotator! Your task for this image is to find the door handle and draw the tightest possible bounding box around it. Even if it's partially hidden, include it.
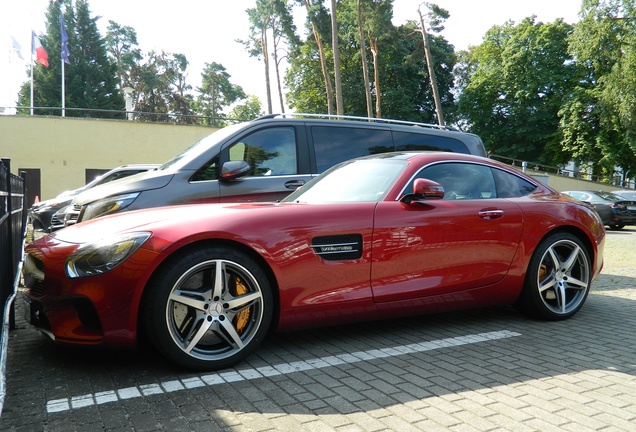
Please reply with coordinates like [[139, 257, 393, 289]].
[[285, 180, 306, 189], [478, 209, 504, 220]]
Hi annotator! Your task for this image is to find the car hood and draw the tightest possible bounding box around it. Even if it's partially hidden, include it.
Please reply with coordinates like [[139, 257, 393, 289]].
[[31, 195, 73, 210], [52, 202, 284, 245], [71, 169, 174, 206]]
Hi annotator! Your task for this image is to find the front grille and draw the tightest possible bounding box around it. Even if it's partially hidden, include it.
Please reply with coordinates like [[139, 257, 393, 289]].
[[30, 279, 46, 298]]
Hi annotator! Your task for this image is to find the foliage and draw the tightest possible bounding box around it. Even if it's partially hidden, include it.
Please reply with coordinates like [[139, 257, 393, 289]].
[[229, 95, 265, 121], [195, 62, 247, 126], [457, 17, 580, 165], [18, 0, 123, 118], [564, 0, 636, 180], [286, 0, 457, 123]]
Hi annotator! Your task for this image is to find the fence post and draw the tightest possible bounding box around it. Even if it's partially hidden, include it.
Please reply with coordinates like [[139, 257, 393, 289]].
[[1, 159, 15, 330]]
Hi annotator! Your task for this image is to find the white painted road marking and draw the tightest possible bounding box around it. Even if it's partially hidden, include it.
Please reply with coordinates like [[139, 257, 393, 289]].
[[46, 330, 522, 413]]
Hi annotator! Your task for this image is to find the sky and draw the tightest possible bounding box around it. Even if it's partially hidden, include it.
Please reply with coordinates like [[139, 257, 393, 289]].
[[0, 0, 583, 115]]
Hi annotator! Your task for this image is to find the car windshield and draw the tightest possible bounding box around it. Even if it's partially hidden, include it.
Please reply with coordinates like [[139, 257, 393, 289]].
[[596, 191, 625, 201], [159, 122, 247, 171], [282, 158, 407, 204]]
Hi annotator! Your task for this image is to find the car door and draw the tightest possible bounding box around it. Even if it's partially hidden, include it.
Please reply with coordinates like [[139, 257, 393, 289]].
[[218, 125, 312, 202], [370, 162, 525, 302]]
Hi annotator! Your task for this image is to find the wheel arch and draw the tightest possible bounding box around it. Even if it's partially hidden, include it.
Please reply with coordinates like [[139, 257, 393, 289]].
[[541, 225, 596, 264], [135, 238, 281, 343]]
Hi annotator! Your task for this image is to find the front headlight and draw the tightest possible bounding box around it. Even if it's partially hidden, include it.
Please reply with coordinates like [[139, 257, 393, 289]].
[[82, 192, 140, 221], [66, 232, 151, 278]]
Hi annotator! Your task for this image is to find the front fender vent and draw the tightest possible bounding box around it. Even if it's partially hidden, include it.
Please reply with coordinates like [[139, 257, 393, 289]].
[[310, 234, 363, 261]]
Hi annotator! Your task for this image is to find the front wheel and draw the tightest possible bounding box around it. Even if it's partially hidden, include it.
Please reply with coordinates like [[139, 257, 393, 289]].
[[143, 246, 273, 370], [514, 233, 591, 320]]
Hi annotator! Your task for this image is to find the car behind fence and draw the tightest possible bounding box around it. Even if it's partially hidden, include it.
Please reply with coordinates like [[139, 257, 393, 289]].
[[0, 158, 27, 414]]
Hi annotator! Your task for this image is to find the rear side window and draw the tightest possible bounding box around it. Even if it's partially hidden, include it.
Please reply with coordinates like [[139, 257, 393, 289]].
[[393, 131, 470, 154], [311, 126, 393, 173], [492, 168, 537, 198]]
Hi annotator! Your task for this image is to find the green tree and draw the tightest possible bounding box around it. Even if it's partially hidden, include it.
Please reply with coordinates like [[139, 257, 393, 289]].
[[131, 50, 195, 123], [18, 0, 123, 118], [229, 95, 265, 121], [457, 17, 579, 164], [287, 0, 456, 123], [241, 0, 299, 114], [105, 20, 143, 90], [195, 62, 247, 127], [564, 0, 636, 182]]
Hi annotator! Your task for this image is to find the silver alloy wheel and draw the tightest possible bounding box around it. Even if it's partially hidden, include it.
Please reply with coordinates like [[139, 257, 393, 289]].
[[165, 259, 265, 362], [535, 239, 590, 315]]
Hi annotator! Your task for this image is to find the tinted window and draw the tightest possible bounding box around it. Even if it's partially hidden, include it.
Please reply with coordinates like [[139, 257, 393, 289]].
[[408, 162, 496, 199], [393, 131, 470, 154], [311, 126, 393, 173], [492, 168, 537, 198], [191, 127, 297, 182], [229, 127, 297, 176]]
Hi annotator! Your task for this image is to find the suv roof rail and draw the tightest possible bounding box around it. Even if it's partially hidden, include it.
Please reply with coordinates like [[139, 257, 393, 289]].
[[254, 113, 461, 132]]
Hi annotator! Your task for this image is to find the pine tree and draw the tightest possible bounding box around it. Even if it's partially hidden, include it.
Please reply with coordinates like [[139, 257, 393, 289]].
[[17, 0, 123, 118]]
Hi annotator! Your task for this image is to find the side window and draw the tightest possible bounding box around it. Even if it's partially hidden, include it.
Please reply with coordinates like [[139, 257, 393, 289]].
[[492, 168, 537, 198], [229, 127, 297, 177], [311, 126, 393, 173], [393, 132, 470, 154], [191, 157, 218, 182], [408, 162, 496, 200]]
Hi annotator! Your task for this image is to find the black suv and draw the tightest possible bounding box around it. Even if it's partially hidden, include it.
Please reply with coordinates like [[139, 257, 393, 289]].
[[67, 114, 487, 225]]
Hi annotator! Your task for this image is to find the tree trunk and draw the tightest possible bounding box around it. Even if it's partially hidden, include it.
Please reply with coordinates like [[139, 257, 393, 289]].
[[303, 0, 334, 114], [368, 36, 381, 119], [418, 8, 445, 126], [272, 30, 286, 114], [331, 0, 344, 115], [261, 26, 273, 114], [357, 0, 373, 118]]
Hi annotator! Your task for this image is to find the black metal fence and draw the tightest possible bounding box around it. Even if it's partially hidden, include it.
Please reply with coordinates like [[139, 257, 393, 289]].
[[0, 159, 27, 332]]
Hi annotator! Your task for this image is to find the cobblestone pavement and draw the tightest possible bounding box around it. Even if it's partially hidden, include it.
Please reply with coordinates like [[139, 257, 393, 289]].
[[1, 229, 636, 431]]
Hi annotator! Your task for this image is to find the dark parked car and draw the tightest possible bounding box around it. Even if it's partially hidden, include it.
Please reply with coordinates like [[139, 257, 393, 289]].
[[562, 190, 636, 230], [28, 164, 159, 232], [23, 152, 605, 370], [66, 114, 487, 226]]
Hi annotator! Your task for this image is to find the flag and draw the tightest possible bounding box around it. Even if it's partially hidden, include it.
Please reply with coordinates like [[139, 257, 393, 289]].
[[32, 31, 49, 67], [10, 35, 24, 60], [60, 16, 70, 64]]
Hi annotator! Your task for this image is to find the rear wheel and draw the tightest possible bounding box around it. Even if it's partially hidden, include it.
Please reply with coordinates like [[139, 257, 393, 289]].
[[515, 233, 591, 320], [143, 246, 273, 370], [608, 223, 625, 231]]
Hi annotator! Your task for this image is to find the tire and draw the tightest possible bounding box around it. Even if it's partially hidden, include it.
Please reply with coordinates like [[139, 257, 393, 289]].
[[514, 232, 591, 321], [143, 246, 273, 371], [608, 223, 625, 231]]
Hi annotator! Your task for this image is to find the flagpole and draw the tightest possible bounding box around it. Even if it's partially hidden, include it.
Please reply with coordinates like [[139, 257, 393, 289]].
[[60, 15, 69, 117], [61, 59, 65, 117], [30, 32, 34, 116]]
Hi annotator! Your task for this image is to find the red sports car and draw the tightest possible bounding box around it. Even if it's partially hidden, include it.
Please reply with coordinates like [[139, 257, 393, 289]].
[[22, 152, 605, 370]]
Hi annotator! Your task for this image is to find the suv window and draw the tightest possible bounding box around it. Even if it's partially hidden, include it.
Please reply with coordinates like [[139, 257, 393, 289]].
[[393, 131, 469, 154], [229, 127, 297, 176], [190, 126, 298, 182], [311, 126, 393, 173]]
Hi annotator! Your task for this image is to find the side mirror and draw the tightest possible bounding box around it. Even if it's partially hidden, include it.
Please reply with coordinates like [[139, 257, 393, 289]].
[[220, 160, 250, 181], [401, 178, 445, 204]]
